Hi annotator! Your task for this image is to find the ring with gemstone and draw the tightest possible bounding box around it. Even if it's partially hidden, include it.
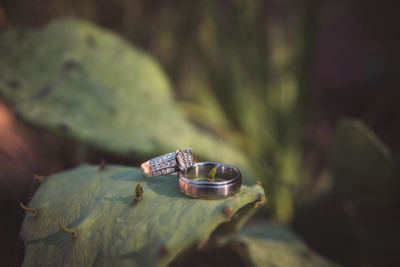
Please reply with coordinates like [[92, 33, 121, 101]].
[[141, 147, 195, 177], [177, 162, 242, 199]]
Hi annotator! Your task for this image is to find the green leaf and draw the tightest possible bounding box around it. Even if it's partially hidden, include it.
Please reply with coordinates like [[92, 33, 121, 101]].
[[223, 223, 340, 267], [170, 223, 339, 267], [0, 18, 254, 179], [293, 119, 396, 266], [329, 118, 394, 209], [20, 164, 265, 267]]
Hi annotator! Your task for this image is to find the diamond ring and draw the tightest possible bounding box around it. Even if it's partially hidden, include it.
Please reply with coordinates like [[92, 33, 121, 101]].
[[141, 147, 194, 177]]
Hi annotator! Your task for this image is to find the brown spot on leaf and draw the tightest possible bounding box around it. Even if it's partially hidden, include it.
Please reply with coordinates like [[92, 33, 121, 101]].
[[86, 35, 97, 48], [33, 175, 44, 183], [197, 241, 206, 250], [224, 207, 233, 217], [34, 86, 53, 100], [98, 159, 106, 170], [159, 244, 168, 257], [7, 79, 20, 89], [62, 60, 80, 72]]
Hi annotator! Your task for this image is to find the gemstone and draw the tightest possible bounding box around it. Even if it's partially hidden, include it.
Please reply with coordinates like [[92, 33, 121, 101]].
[[176, 147, 194, 169]]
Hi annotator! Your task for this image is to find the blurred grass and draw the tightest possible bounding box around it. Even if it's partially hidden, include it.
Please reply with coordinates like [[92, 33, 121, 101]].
[[2, 0, 315, 223]]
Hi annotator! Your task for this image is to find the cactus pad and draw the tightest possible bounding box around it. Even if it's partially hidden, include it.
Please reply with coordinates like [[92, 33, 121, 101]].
[[221, 223, 339, 267], [170, 223, 339, 267], [330, 119, 394, 210], [0, 18, 252, 177], [20, 164, 265, 266]]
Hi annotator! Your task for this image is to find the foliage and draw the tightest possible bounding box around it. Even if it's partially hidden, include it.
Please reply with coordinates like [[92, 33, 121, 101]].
[[293, 119, 399, 266], [171, 223, 339, 267], [220, 223, 339, 267], [20, 164, 265, 267], [1, 0, 314, 221], [0, 18, 254, 178]]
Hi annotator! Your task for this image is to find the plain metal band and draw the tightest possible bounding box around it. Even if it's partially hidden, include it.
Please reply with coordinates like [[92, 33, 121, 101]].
[[177, 162, 242, 199]]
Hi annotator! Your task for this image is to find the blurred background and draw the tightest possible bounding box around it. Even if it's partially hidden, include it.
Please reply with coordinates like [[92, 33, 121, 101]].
[[0, 0, 399, 266]]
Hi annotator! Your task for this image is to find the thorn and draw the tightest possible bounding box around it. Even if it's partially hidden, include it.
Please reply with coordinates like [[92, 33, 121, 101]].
[[197, 241, 206, 250], [131, 182, 144, 205], [253, 203, 258, 209], [98, 159, 106, 170], [159, 244, 168, 257], [34, 175, 45, 183], [258, 194, 264, 202], [224, 207, 232, 217], [135, 182, 143, 199], [19, 202, 38, 217], [58, 219, 78, 238], [234, 194, 239, 199], [207, 165, 218, 182], [256, 180, 262, 185]]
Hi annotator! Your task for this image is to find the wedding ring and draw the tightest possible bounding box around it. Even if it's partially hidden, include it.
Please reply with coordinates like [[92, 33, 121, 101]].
[[141, 147, 194, 177], [177, 162, 242, 199]]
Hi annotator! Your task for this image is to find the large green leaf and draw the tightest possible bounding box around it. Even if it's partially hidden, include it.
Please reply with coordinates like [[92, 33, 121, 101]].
[[0, 18, 253, 177], [330, 118, 394, 210], [293, 119, 397, 266], [20, 164, 265, 267], [223, 223, 339, 267], [170, 223, 339, 267]]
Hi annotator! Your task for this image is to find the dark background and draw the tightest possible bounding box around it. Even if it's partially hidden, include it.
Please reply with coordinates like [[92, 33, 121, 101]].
[[1, 0, 399, 266]]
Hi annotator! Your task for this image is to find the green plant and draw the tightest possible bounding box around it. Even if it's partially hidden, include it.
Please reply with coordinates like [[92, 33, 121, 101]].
[[216, 223, 338, 267], [293, 119, 398, 266], [20, 164, 265, 266], [0, 18, 254, 179]]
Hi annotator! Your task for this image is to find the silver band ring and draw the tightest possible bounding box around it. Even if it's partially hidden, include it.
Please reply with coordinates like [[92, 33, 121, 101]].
[[141, 147, 194, 177], [177, 162, 242, 199]]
